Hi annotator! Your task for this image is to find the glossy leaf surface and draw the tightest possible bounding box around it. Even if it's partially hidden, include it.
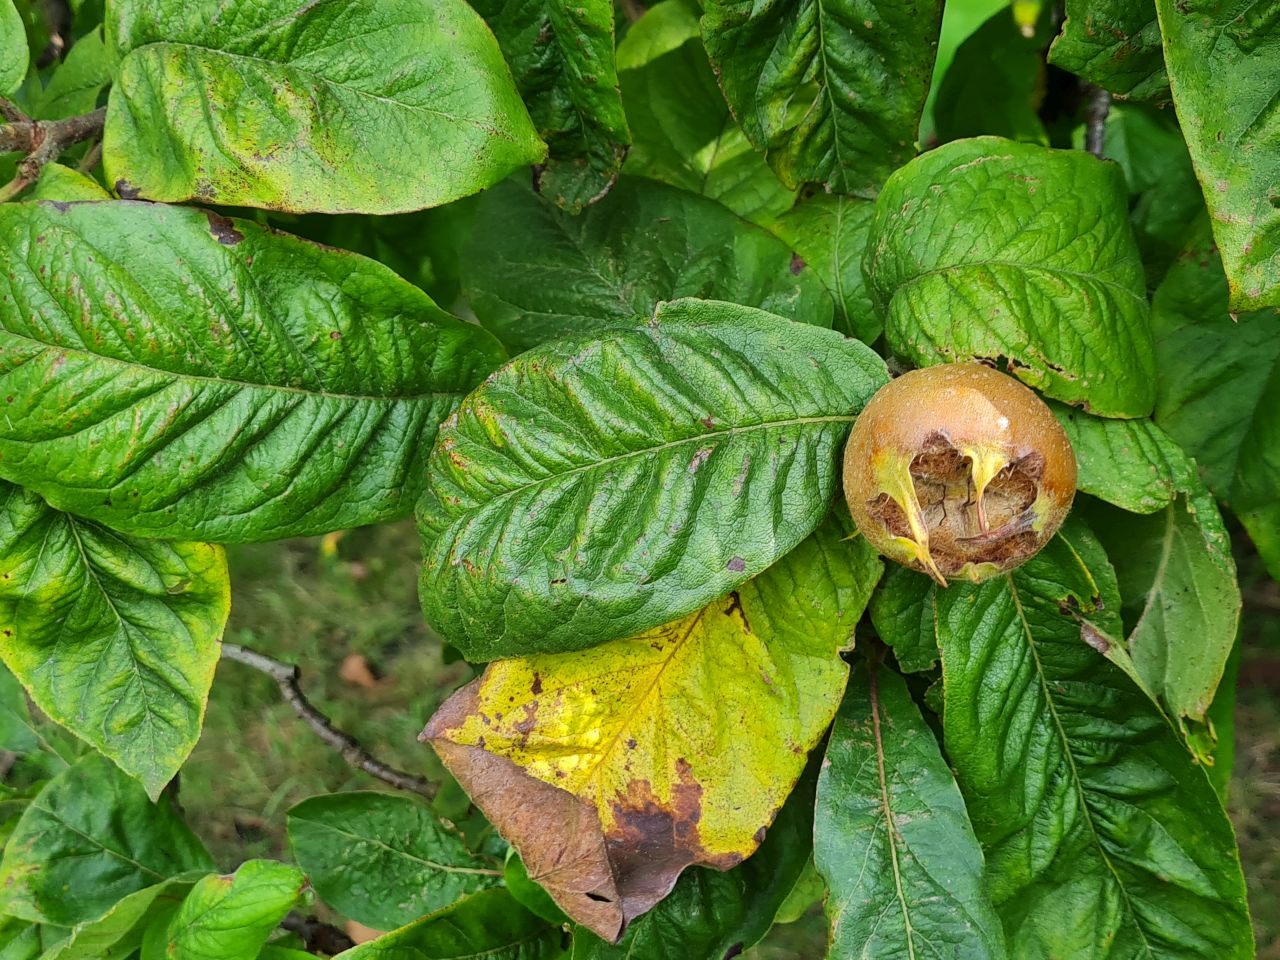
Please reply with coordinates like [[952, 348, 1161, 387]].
[[0, 200, 504, 542], [0, 754, 213, 926], [472, 0, 628, 211], [1049, 0, 1168, 101], [865, 137, 1155, 417], [816, 661, 1006, 960], [767, 194, 880, 342], [162, 860, 306, 960], [425, 518, 879, 939], [616, 1, 794, 224], [287, 792, 501, 931], [701, 0, 943, 195], [911, 528, 1253, 957], [462, 177, 832, 352], [103, 0, 544, 213], [418, 299, 887, 658], [1157, 0, 1280, 310], [0, 481, 229, 797]]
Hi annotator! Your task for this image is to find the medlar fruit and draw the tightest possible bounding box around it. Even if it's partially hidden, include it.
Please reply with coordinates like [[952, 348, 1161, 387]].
[[843, 363, 1077, 585]]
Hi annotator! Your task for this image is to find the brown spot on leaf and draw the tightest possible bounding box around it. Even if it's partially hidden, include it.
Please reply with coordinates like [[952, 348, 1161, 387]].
[[789, 252, 806, 275], [114, 180, 140, 199], [1081, 622, 1111, 654], [204, 211, 244, 246], [726, 556, 746, 573]]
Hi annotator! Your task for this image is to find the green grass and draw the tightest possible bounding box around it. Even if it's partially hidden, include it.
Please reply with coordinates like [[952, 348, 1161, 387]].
[[173, 522, 1279, 955]]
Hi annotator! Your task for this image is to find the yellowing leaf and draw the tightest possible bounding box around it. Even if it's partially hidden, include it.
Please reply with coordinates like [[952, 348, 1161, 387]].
[[423, 518, 880, 942]]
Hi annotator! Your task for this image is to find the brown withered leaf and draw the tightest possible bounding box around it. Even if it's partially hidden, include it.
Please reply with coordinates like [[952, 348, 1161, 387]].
[[421, 520, 883, 940]]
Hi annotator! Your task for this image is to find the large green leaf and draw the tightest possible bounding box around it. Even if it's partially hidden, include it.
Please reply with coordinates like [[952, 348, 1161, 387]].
[[615, 0, 794, 225], [1048, 0, 1168, 101], [102, 0, 544, 213], [162, 861, 306, 960], [461, 176, 833, 352], [0, 753, 213, 926], [569, 762, 818, 958], [1053, 408, 1240, 725], [42, 876, 201, 960], [418, 298, 888, 659], [471, 0, 628, 212], [0, 481, 229, 798], [865, 137, 1156, 417], [816, 660, 1006, 960], [1150, 216, 1280, 578], [1156, 0, 1280, 311], [0, 0, 25, 95], [0, 200, 504, 542], [888, 527, 1254, 957], [700, 0, 943, 195], [766, 194, 880, 342], [287, 792, 502, 931], [333, 889, 562, 959], [869, 565, 939, 674]]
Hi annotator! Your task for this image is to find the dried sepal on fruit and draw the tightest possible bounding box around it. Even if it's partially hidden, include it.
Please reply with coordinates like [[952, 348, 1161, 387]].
[[843, 363, 1076, 585]]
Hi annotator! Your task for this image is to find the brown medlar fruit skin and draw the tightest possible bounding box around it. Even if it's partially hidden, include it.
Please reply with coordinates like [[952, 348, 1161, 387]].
[[843, 363, 1077, 585]]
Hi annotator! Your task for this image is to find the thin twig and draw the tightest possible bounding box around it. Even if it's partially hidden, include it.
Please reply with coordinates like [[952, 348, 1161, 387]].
[[0, 107, 107, 201], [0, 95, 28, 124], [77, 139, 102, 174], [1083, 85, 1111, 159], [281, 913, 356, 956], [220, 642, 437, 798]]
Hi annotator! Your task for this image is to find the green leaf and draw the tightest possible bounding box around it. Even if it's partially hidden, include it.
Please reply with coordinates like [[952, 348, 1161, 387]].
[[927, 527, 1253, 957], [0, 753, 213, 926], [0, 0, 26, 95], [461, 176, 834, 353], [1048, 0, 1169, 101], [0, 661, 35, 754], [0, 481, 229, 797], [332, 889, 562, 959], [26, 163, 112, 201], [1150, 216, 1280, 579], [933, 6, 1050, 146], [504, 853, 569, 926], [0, 199, 504, 542], [865, 137, 1156, 417], [29, 24, 109, 119], [869, 565, 941, 674], [1050, 411, 1240, 725], [0, 920, 43, 960], [569, 761, 818, 959], [766, 194, 880, 342], [1156, 0, 1280, 311], [162, 861, 306, 960], [424, 514, 877, 937], [816, 660, 1006, 960], [418, 298, 888, 659], [287, 792, 502, 931], [41, 876, 201, 960], [1088, 103, 1202, 285], [471, 0, 628, 212], [615, 1, 794, 225], [102, 0, 544, 213], [700, 0, 943, 195]]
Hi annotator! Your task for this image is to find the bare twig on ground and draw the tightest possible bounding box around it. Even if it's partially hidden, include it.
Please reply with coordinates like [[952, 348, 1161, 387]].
[[220, 642, 437, 798]]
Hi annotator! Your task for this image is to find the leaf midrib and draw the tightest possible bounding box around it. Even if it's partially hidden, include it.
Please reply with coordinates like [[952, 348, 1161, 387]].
[[298, 819, 502, 878], [431, 413, 855, 532], [1006, 577, 1159, 959], [892, 259, 1147, 303], [869, 661, 918, 960]]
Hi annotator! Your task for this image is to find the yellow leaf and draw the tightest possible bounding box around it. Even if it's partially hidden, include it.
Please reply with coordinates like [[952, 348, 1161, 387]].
[[423, 517, 882, 941]]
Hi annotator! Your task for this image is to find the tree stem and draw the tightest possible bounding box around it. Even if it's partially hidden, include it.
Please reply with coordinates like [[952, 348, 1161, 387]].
[[220, 642, 437, 798], [1083, 86, 1111, 159], [0, 106, 107, 201]]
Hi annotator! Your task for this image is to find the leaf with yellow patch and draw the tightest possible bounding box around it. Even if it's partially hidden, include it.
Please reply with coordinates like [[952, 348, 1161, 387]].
[[422, 517, 880, 942]]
